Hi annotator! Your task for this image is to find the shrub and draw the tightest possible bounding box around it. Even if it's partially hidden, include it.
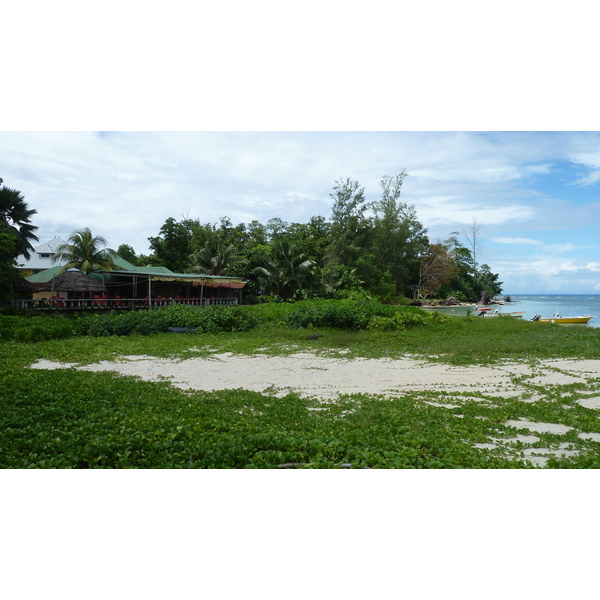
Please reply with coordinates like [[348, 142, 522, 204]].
[[0, 315, 77, 342], [76, 305, 258, 337], [284, 300, 403, 329]]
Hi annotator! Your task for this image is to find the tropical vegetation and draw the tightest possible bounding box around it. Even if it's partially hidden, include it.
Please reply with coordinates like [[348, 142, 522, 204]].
[[0, 178, 39, 303], [142, 174, 502, 303], [52, 227, 118, 275]]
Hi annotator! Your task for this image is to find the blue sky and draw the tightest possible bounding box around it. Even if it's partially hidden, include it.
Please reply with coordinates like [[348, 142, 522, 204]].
[[2, 131, 600, 294]]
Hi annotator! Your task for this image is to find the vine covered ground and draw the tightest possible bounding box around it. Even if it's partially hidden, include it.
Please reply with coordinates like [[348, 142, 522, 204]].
[[3, 300, 600, 468]]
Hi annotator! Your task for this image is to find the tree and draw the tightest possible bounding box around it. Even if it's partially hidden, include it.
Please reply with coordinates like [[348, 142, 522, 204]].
[[285, 216, 331, 266], [370, 172, 429, 295], [188, 239, 239, 276], [438, 231, 502, 301], [0, 227, 20, 304], [327, 178, 368, 267], [415, 241, 457, 299], [477, 264, 503, 298], [266, 217, 289, 243], [463, 218, 482, 281], [253, 238, 316, 301], [116, 244, 138, 265], [0, 178, 39, 260], [148, 217, 195, 272], [52, 228, 118, 275]]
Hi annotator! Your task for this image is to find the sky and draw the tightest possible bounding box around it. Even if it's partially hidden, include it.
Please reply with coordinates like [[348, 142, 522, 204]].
[[2, 131, 600, 294]]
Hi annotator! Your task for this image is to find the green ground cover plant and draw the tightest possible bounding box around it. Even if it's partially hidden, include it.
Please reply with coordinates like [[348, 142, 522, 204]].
[[3, 299, 600, 468]]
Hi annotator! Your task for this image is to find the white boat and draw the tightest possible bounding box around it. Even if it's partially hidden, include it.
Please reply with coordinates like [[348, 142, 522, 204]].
[[478, 310, 524, 318]]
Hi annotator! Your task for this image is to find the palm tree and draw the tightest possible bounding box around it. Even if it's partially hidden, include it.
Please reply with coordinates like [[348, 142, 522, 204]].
[[188, 239, 239, 276], [52, 228, 117, 275], [0, 179, 39, 260], [253, 239, 316, 301]]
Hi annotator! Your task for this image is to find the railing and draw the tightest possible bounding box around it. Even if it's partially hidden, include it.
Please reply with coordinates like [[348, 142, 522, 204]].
[[12, 297, 240, 310]]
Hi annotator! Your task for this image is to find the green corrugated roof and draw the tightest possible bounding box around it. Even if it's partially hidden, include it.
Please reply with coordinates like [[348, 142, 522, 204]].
[[26, 256, 245, 285], [26, 265, 63, 283]]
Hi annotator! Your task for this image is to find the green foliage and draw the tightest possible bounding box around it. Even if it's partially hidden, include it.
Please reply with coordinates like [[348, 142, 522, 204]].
[[282, 299, 440, 330], [0, 180, 39, 260], [0, 368, 519, 469], [53, 228, 118, 274], [77, 305, 258, 336], [148, 217, 195, 272], [0, 228, 20, 304], [116, 244, 138, 265], [252, 238, 316, 301], [0, 315, 78, 342], [4, 299, 600, 469]]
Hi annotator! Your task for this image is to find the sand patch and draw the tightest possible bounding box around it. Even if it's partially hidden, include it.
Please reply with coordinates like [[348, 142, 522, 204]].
[[576, 397, 600, 409], [28, 353, 600, 401], [505, 419, 574, 435]]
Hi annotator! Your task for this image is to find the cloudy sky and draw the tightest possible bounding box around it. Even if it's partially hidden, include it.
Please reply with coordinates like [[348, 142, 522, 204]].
[[2, 131, 600, 294], [3, 2, 600, 295]]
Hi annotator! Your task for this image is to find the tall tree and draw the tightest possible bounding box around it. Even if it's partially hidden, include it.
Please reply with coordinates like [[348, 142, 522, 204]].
[[463, 218, 482, 281], [327, 178, 368, 267], [371, 172, 429, 295], [0, 178, 39, 260], [53, 228, 117, 275]]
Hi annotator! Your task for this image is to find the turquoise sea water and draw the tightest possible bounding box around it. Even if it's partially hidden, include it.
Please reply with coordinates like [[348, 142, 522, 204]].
[[425, 295, 600, 328], [502, 295, 600, 327]]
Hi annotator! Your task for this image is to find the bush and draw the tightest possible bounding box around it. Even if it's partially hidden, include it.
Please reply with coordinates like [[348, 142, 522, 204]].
[[0, 315, 78, 342], [76, 305, 258, 337], [283, 299, 420, 330]]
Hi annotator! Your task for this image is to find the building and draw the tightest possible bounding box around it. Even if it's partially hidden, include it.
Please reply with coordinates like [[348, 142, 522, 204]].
[[20, 243, 247, 308], [16, 238, 68, 277]]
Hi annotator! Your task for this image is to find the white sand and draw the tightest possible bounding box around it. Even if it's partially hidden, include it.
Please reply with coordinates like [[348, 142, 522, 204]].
[[28, 352, 600, 401]]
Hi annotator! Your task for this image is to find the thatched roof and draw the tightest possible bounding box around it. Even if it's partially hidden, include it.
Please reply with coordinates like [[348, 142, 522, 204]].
[[13, 277, 38, 293], [38, 269, 107, 293]]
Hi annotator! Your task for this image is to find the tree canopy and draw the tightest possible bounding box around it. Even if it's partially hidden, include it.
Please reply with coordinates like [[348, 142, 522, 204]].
[[134, 172, 503, 303]]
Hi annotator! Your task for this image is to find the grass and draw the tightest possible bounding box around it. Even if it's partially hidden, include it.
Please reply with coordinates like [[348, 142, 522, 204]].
[[3, 301, 600, 468]]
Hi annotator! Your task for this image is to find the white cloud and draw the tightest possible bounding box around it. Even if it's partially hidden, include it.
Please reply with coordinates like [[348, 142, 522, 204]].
[[491, 237, 542, 245], [543, 243, 577, 253]]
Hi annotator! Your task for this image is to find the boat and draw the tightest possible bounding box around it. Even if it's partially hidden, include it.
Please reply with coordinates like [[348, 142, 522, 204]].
[[531, 313, 596, 324], [478, 310, 524, 318]]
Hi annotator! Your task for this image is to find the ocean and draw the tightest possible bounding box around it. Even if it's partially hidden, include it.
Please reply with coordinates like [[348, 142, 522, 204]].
[[425, 295, 600, 328]]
